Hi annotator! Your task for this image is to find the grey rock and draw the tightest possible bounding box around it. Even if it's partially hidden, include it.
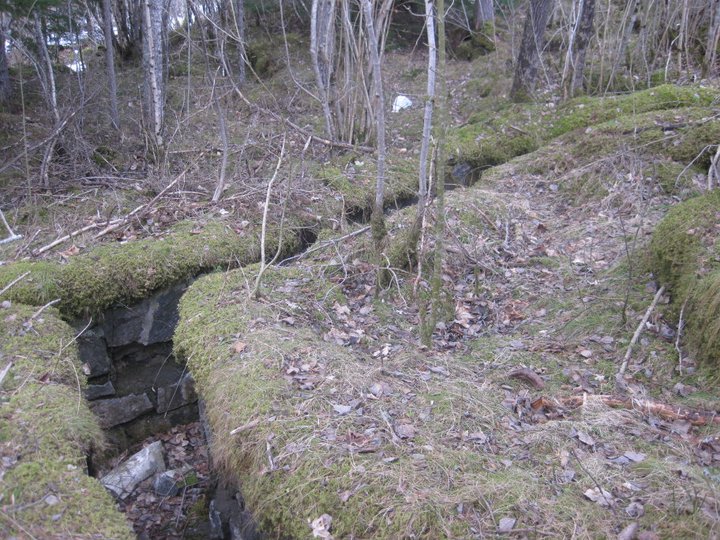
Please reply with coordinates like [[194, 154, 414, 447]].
[[84, 381, 116, 401], [229, 512, 260, 540], [103, 283, 188, 347], [101, 441, 165, 499], [90, 393, 154, 428], [209, 500, 224, 540], [156, 372, 198, 413], [153, 465, 192, 497], [76, 327, 111, 377], [451, 162, 474, 186]]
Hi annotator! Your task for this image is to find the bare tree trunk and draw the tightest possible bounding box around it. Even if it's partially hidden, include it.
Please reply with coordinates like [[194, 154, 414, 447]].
[[605, 0, 638, 93], [311, 0, 337, 141], [705, 0, 720, 77], [233, 0, 246, 86], [211, 80, 229, 203], [418, 0, 436, 210], [361, 0, 387, 281], [0, 17, 10, 104], [474, 0, 494, 30], [561, 0, 583, 97], [34, 14, 60, 122], [102, 0, 121, 129], [570, 0, 595, 95], [510, 0, 554, 102], [142, 0, 165, 147], [426, 0, 448, 345]]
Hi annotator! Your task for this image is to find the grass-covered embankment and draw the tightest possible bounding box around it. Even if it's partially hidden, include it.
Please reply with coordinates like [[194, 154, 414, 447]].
[[0, 304, 134, 539]]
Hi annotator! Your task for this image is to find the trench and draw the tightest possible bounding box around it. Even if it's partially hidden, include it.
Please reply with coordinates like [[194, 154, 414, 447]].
[[75, 280, 252, 539], [74, 162, 481, 538]]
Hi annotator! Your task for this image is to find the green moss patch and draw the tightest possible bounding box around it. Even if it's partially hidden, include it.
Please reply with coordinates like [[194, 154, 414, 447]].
[[0, 219, 303, 318], [449, 84, 718, 171], [650, 191, 720, 366], [317, 154, 419, 219], [0, 305, 133, 539], [175, 264, 527, 538]]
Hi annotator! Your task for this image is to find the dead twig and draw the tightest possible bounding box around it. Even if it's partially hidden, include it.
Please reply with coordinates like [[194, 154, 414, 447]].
[[570, 448, 616, 511], [34, 221, 111, 255], [676, 299, 687, 375], [0, 209, 22, 245], [0, 271, 31, 297], [618, 285, 665, 377], [0, 361, 13, 388], [30, 298, 61, 320], [251, 134, 287, 299]]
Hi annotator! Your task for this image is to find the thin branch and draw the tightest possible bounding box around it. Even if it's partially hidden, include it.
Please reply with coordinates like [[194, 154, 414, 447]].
[[0, 209, 22, 244], [0, 271, 31, 297], [676, 299, 687, 375], [251, 135, 287, 299], [618, 285, 665, 377], [30, 298, 61, 320]]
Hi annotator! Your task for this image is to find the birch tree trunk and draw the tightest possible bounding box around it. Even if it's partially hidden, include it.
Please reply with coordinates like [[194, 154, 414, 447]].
[[605, 0, 638, 93], [426, 0, 448, 345], [102, 0, 121, 129], [561, 0, 595, 97], [705, 0, 720, 77], [570, 0, 595, 95], [361, 0, 387, 273], [34, 14, 59, 122], [142, 0, 165, 147], [310, 0, 337, 141], [509, 0, 554, 102], [418, 0, 436, 210], [0, 18, 10, 104], [233, 0, 246, 86]]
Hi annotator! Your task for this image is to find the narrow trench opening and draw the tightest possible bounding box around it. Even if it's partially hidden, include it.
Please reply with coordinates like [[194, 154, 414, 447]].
[[76, 288, 216, 539]]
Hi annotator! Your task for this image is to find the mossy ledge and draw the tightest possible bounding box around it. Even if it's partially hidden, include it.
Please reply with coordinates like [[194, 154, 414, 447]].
[[0, 304, 134, 538], [174, 265, 516, 538], [649, 191, 720, 366], [317, 154, 419, 220], [0, 219, 304, 319], [448, 84, 719, 171]]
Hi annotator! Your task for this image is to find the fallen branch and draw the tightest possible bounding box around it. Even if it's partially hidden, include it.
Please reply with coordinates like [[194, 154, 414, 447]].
[[676, 299, 687, 375], [533, 394, 720, 426], [30, 298, 61, 320], [34, 221, 114, 255], [231, 86, 374, 153], [93, 170, 186, 240], [0, 209, 22, 245], [0, 361, 12, 388], [0, 271, 30, 297], [618, 285, 665, 377], [278, 225, 370, 265]]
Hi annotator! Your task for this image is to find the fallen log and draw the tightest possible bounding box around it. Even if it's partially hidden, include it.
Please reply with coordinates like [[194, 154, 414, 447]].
[[531, 394, 720, 426]]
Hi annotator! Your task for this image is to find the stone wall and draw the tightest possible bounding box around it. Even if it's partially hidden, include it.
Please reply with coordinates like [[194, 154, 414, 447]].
[[76, 281, 199, 451]]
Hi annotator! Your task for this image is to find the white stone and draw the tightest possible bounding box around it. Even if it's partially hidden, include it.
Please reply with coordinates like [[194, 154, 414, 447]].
[[101, 441, 166, 499]]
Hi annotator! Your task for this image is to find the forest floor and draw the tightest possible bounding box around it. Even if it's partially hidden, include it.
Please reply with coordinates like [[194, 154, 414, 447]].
[[2, 30, 720, 539]]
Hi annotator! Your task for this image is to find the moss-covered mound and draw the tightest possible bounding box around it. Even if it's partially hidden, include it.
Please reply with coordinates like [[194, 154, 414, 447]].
[[175, 264, 527, 538], [317, 154, 419, 219], [0, 304, 134, 538], [0, 219, 302, 318], [449, 84, 719, 171], [650, 191, 720, 366]]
